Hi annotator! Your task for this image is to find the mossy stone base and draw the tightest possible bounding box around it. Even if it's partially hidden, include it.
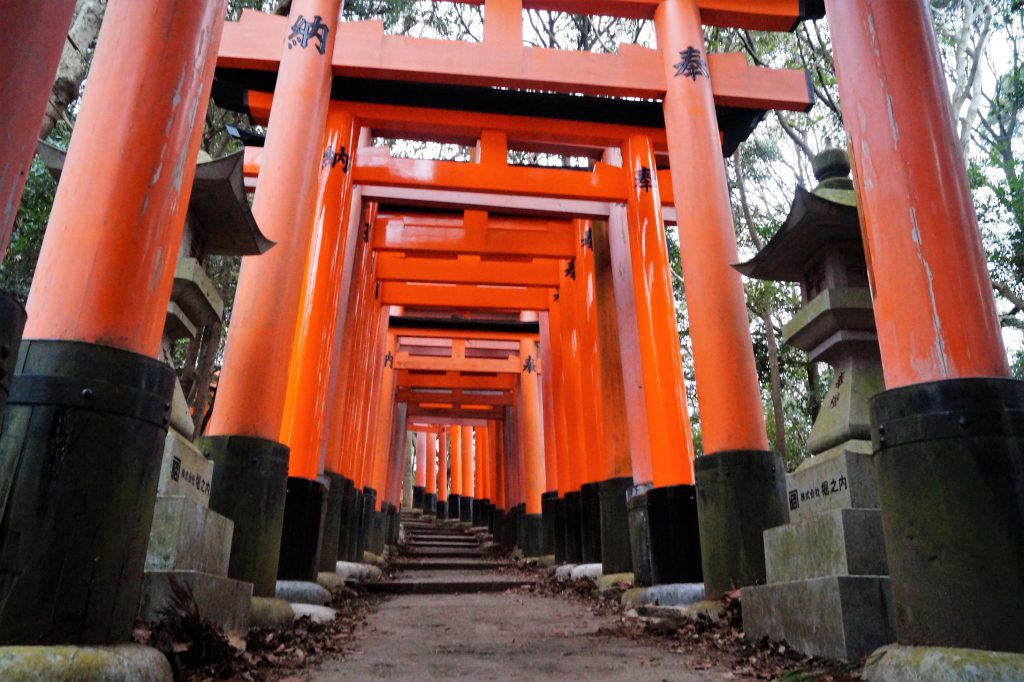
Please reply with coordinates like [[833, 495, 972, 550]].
[[520, 513, 543, 558], [249, 596, 295, 629], [199, 435, 289, 598], [598, 477, 633, 574], [0, 644, 171, 681], [580, 483, 602, 564], [0, 340, 174, 644], [695, 450, 788, 598], [871, 378, 1024, 652], [318, 473, 347, 572], [863, 644, 1024, 682]]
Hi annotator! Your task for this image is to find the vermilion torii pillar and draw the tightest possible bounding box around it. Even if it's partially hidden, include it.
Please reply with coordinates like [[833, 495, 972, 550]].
[[572, 219, 607, 565], [654, 0, 790, 594], [449, 424, 464, 520], [827, 0, 1024, 653], [200, 0, 342, 597], [0, 1, 76, 385], [459, 424, 474, 523], [518, 313, 546, 558], [278, 105, 360, 582], [436, 427, 450, 519], [413, 430, 428, 509], [0, 0, 226, 644], [425, 426, 439, 515]]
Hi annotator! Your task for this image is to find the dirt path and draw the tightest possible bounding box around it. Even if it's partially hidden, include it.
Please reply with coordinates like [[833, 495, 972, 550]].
[[310, 588, 729, 681]]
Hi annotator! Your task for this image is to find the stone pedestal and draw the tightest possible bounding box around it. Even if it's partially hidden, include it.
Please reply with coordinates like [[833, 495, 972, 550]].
[[742, 441, 893, 659], [139, 432, 252, 636]]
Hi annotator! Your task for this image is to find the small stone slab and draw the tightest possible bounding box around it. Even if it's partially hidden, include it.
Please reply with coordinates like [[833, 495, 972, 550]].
[[291, 604, 337, 624], [140, 571, 252, 635], [787, 440, 878, 520], [249, 597, 295, 630], [863, 644, 1024, 682], [146, 495, 233, 575], [0, 645, 171, 682], [742, 575, 895, 659], [275, 580, 329, 605], [158, 431, 214, 507], [764, 507, 888, 583]]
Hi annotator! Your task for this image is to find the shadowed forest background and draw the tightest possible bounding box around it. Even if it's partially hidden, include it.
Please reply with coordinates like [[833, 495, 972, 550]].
[[4, 0, 1022, 469]]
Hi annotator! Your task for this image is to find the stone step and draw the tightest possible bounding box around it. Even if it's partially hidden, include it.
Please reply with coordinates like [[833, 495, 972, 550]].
[[764, 508, 887, 583], [393, 559, 505, 571], [741, 575, 895, 659], [405, 539, 480, 547], [140, 570, 252, 635], [400, 546, 495, 558], [365, 570, 536, 595], [146, 495, 233, 575]]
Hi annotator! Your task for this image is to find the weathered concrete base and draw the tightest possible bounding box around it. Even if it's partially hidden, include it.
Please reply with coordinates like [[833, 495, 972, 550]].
[[765, 507, 887, 583], [139, 571, 252, 634], [335, 561, 383, 581], [318, 472, 347, 572], [0, 645, 171, 681], [0, 290, 26, 414], [291, 604, 337, 624], [598, 477, 633, 575], [621, 583, 705, 608], [580, 483, 602, 564], [647, 484, 702, 585], [562, 492, 583, 563], [871, 379, 1024, 652], [0, 340, 175, 644], [249, 597, 295, 629], [742, 575, 895, 659], [541, 492, 559, 558], [695, 450, 788, 597], [277, 477, 328, 582], [275, 580, 329, 605], [423, 492, 437, 515], [863, 645, 1024, 682], [626, 484, 653, 586], [412, 485, 425, 510], [520, 513, 543, 558], [199, 435, 289, 598]]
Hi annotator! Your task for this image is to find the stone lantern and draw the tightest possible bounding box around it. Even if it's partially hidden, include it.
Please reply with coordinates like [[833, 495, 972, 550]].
[[735, 150, 894, 659]]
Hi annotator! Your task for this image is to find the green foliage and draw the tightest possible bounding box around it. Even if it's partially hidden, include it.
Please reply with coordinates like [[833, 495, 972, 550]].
[[0, 160, 56, 302]]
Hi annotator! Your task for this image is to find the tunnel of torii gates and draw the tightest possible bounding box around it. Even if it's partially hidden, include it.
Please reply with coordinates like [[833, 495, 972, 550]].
[[0, 0, 1022, 657]]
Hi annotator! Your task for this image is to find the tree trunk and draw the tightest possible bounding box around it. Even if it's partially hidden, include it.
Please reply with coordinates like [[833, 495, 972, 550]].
[[734, 149, 787, 456], [40, 0, 108, 140], [191, 324, 222, 436]]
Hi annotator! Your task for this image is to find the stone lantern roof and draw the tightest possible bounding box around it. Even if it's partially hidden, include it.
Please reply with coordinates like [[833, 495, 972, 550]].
[[735, 149, 859, 284]]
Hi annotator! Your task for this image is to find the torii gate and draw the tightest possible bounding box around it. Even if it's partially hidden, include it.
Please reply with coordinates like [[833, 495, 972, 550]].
[[0, 0, 1018, 656]]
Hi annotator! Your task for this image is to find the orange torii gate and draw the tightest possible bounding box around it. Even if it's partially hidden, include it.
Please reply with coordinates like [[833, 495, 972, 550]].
[[0, 0, 1016, 656], [209, 0, 815, 591]]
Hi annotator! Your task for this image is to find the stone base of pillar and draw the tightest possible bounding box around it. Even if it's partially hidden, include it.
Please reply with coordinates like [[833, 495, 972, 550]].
[[436, 500, 448, 520], [0, 290, 26, 415], [521, 513, 544, 558], [358, 487, 377, 562], [647, 484, 702, 585], [552, 496, 567, 563], [200, 434, 290, 600], [541, 491, 559, 556], [472, 497, 486, 525], [334, 477, 357, 563], [695, 449, 788, 598], [460, 496, 474, 523], [0, 340, 175, 644], [480, 499, 493, 530], [598, 477, 633, 574], [563, 491, 583, 563], [447, 494, 462, 520], [277, 477, 328, 582], [387, 503, 400, 545], [871, 378, 1024, 653], [369, 508, 387, 555], [491, 507, 505, 542], [626, 484, 653, 585], [344, 489, 363, 562], [317, 472, 346, 573], [412, 485, 425, 510], [423, 492, 437, 515], [580, 482, 602, 563]]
